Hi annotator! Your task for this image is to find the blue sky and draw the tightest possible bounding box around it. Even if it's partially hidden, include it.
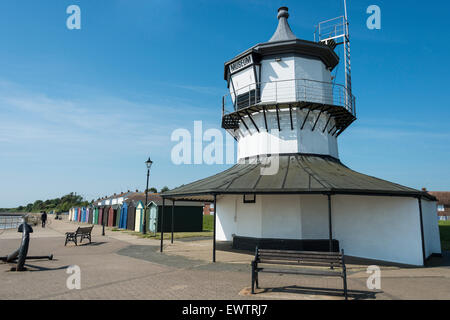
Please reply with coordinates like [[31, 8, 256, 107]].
[[0, 0, 449, 207]]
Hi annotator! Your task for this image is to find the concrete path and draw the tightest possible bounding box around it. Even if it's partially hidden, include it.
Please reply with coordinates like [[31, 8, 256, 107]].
[[1, 217, 450, 300]]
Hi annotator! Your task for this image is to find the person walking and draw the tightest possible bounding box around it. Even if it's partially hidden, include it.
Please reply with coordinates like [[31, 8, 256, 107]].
[[41, 211, 47, 228]]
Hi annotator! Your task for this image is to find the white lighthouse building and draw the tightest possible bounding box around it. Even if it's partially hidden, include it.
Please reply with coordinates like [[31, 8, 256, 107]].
[[163, 7, 441, 266]]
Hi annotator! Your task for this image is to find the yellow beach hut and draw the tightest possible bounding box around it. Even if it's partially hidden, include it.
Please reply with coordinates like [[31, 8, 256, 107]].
[[134, 201, 144, 232]]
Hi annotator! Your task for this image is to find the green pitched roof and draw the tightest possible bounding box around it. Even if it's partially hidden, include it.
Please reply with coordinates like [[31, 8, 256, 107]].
[[162, 154, 434, 201]]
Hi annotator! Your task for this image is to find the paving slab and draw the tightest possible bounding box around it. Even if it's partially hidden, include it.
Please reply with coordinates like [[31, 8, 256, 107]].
[[1, 217, 450, 300]]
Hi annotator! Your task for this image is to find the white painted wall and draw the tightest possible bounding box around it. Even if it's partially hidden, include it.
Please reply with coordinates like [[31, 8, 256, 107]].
[[236, 195, 262, 238], [300, 195, 329, 239], [260, 57, 296, 103], [294, 55, 332, 83], [332, 195, 424, 265], [261, 195, 302, 239], [257, 56, 333, 105], [216, 194, 431, 266], [237, 108, 338, 159], [216, 195, 238, 241], [294, 56, 333, 104], [421, 199, 442, 257]]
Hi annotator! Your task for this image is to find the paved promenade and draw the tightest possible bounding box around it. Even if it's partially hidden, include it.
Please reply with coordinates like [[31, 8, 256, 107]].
[[1, 217, 450, 300]]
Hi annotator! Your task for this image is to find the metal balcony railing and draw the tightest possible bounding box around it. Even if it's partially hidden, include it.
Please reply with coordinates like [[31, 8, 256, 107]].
[[0, 214, 24, 230], [314, 16, 346, 43], [222, 78, 356, 117]]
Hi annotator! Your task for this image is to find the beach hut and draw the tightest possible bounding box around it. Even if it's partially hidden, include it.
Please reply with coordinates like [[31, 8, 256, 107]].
[[77, 208, 81, 222], [93, 207, 99, 224], [134, 201, 144, 232], [123, 193, 203, 232], [88, 207, 94, 224], [108, 206, 114, 227], [119, 202, 128, 229], [115, 205, 120, 228], [146, 202, 158, 233], [82, 207, 87, 223], [111, 205, 119, 227], [98, 207, 103, 225], [126, 202, 136, 231], [105, 206, 111, 226]]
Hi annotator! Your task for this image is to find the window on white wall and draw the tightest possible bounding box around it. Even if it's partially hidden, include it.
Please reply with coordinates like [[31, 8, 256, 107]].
[[438, 205, 445, 212]]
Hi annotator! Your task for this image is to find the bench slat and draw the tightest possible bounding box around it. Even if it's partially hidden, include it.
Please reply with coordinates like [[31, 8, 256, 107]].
[[259, 253, 341, 262], [76, 226, 93, 234], [258, 249, 341, 256], [259, 260, 342, 268], [258, 268, 343, 277]]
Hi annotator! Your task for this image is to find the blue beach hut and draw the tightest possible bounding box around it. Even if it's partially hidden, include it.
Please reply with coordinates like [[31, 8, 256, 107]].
[[119, 202, 128, 229]]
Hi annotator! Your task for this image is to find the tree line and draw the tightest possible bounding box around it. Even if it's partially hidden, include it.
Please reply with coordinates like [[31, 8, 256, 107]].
[[1, 193, 89, 213], [1, 187, 171, 213]]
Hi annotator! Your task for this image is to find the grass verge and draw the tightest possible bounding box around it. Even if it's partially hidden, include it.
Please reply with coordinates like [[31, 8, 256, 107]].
[[116, 230, 213, 240], [203, 215, 214, 231], [110, 215, 214, 239], [439, 221, 450, 251]]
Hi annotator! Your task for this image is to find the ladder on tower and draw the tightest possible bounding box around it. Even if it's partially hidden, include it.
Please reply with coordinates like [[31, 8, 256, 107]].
[[314, 0, 354, 115], [343, 31, 352, 111]]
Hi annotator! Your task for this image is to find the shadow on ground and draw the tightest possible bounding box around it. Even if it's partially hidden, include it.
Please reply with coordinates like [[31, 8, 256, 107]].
[[4, 263, 69, 272], [241, 285, 380, 300], [65, 241, 108, 247], [425, 251, 450, 267], [117, 245, 250, 272], [216, 242, 255, 256]]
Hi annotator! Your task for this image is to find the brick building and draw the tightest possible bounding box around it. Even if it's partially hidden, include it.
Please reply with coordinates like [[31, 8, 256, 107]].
[[428, 191, 450, 221]]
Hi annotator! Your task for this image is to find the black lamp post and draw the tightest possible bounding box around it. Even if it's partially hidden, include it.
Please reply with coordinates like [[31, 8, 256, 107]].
[[143, 157, 153, 235], [102, 210, 105, 236]]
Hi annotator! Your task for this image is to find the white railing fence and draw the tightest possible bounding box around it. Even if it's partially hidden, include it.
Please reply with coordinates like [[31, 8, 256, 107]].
[[223, 78, 355, 116]]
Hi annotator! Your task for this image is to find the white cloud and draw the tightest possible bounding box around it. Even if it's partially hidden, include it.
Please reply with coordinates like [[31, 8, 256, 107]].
[[0, 80, 219, 153]]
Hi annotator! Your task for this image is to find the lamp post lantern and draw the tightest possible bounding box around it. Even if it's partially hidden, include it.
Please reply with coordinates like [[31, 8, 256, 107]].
[[143, 157, 153, 235]]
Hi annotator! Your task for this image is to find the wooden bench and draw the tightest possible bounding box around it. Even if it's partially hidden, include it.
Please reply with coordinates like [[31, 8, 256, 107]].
[[251, 248, 348, 299], [65, 226, 94, 246]]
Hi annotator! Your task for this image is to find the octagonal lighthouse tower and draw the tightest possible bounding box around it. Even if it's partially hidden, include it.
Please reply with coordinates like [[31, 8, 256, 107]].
[[163, 7, 441, 266], [222, 7, 355, 161]]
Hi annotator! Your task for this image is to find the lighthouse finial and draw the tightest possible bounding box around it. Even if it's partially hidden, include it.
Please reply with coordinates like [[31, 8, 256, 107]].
[[277, 6, 289, 19], [269, 7, 297, 42]]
